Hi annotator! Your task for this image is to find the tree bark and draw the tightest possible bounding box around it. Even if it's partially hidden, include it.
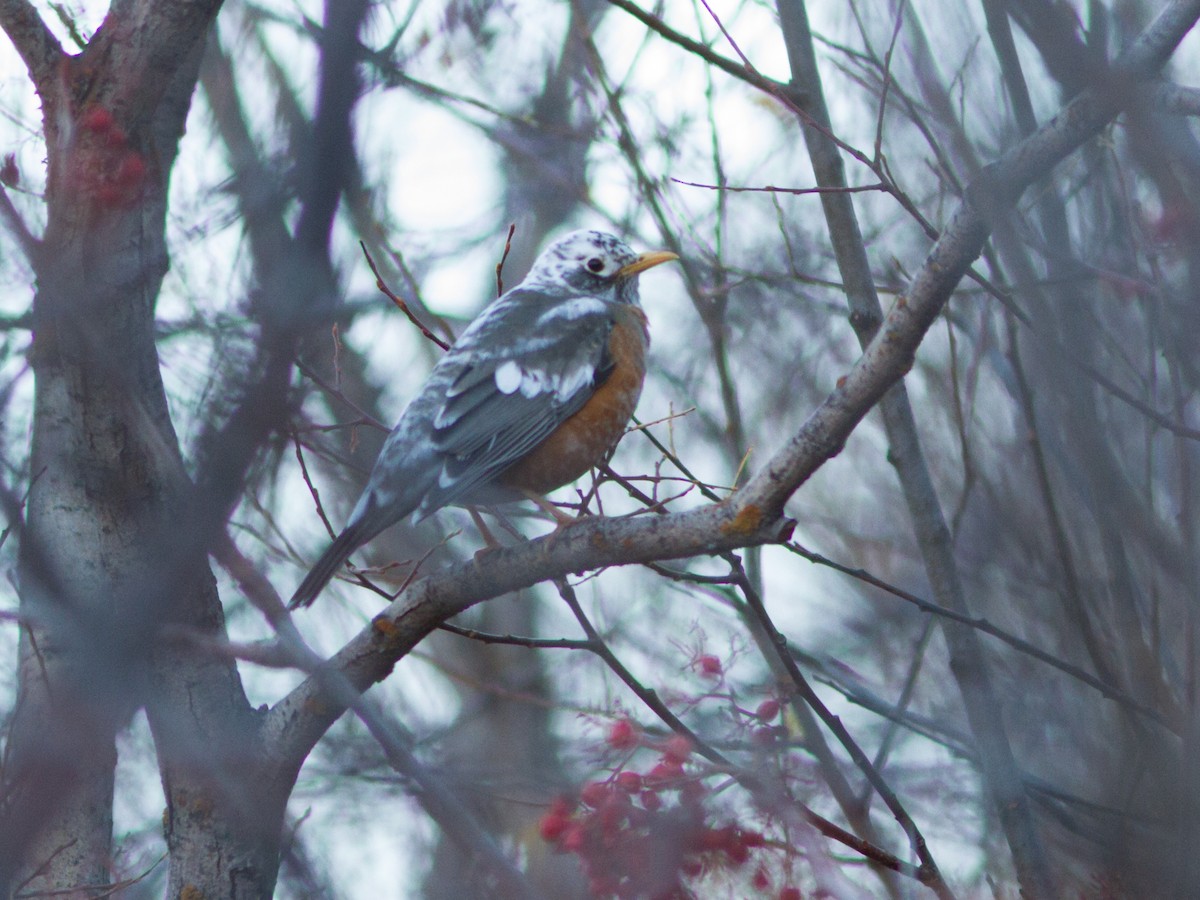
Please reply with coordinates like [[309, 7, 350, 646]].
[[0, 2, 278, 896]]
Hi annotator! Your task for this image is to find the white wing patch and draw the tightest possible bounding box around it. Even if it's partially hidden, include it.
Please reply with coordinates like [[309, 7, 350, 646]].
[[493, 360, 596, 400], [536, 297, 607, 325], [556, 363, 595, 399], [517, 368, 549, 398], [495, 360, 522, 394]]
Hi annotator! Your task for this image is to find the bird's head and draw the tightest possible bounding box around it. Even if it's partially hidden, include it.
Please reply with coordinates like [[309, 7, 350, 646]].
[[522, 230, 678, 303]]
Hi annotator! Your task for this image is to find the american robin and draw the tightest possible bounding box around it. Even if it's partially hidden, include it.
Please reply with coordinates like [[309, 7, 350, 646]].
[[289, 230, 678, 608]]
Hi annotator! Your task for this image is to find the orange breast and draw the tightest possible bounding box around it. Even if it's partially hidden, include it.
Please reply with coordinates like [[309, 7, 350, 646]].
[[499, 306, 648, 495]]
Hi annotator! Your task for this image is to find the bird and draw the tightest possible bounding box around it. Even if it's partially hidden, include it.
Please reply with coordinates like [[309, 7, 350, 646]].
[[289, 229, 679, 608]]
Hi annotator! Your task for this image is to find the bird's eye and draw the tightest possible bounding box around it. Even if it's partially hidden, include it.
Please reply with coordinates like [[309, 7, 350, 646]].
[[586, 257, 605, 273]]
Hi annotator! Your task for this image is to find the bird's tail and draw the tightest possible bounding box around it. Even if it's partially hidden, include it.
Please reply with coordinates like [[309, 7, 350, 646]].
[[289, 512, 386, 609]]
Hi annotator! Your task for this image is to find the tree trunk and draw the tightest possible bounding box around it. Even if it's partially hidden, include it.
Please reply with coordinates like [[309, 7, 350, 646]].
[[0, 7, 289, 896]]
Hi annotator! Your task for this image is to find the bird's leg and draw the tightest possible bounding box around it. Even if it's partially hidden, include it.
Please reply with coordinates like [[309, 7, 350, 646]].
[[522, 490, 585, 527], [468, 506, 504, 559]]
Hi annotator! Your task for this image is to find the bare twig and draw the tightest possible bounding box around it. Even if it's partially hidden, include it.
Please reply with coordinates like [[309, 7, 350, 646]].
[[494, 223, 516, 297], [725, 558, 953, 897], [437, 621, 594, 650], [292, 434, 337, 541], [606, 0, 791, 98], [671, 177, 887, 195], [0, 184, 39, 262], [785, 541, 1170, 729], [360, 242, 451, 351]]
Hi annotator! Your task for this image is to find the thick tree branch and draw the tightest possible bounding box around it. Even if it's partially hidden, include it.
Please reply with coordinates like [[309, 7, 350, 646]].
[[266, 505, 791, 762], [85, 0, 225, 124], [1155, 81, 1200, 116], [199, 30, 292, 281], [0, 0, 63, 94]]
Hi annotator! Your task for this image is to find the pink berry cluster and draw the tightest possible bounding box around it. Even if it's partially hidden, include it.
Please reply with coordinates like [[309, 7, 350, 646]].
[[539, 718, 804, 898]]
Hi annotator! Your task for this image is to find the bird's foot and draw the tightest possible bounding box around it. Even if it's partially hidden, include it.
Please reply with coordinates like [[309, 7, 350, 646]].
[[520, 491, 594, 552], [468, 507, 505, 562], [522, 490, 587, 527]]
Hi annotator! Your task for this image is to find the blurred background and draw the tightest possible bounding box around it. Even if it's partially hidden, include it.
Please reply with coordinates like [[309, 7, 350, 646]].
[[3, 0, 1200, 896]]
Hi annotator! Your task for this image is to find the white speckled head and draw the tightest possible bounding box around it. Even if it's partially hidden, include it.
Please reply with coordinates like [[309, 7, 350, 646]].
[[519, 230, 675, 302]]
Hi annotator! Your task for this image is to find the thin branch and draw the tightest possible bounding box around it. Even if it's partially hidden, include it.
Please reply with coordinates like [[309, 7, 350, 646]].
[[0, 184, 39, 262], [360, 242, 451, 351], [437, 621, 593, 651], [554, 578, 718, 761], [494, 223, 516, 297], [554, 578, 929, 884], [295, 361, 389, 432], [671, 177, 888, 195], [605, 0, 791, 98], [292, 434, 337, 541], [726, 561, 953, 897], [785, 541, 1171, 730]]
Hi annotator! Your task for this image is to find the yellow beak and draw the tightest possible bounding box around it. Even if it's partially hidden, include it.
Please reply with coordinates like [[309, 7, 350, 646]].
[[616, 250, 680, 278]]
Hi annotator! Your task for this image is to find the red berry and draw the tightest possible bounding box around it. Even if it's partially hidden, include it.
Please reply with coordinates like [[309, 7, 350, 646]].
[[647, 759, 683, 787], [608, 719, 638, 750], [562, 823, 586, 852], [598, 798, 627, 833], [779, 888, 802, 900], [696, 654, 722, 677], [103, 125, 127, 147], [751, 725, 779, 746], [615, 771, 642, 793], [726, 837, 751, 865], [663, 735, 693, 763], [753, 867, 771, 889], [538, 797, 574, 843], [640, 790, 661, 811], [539, 811, 569, 842], [755, 699, 781, 721], [580, 781, 609, 808]]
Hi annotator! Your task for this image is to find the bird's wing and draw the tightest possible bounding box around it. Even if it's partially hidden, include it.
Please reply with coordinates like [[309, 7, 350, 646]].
[[415, 291, 618, 513]]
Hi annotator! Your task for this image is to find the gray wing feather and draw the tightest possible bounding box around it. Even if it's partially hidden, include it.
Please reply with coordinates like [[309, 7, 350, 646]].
[[416, 300, 616, 512]]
